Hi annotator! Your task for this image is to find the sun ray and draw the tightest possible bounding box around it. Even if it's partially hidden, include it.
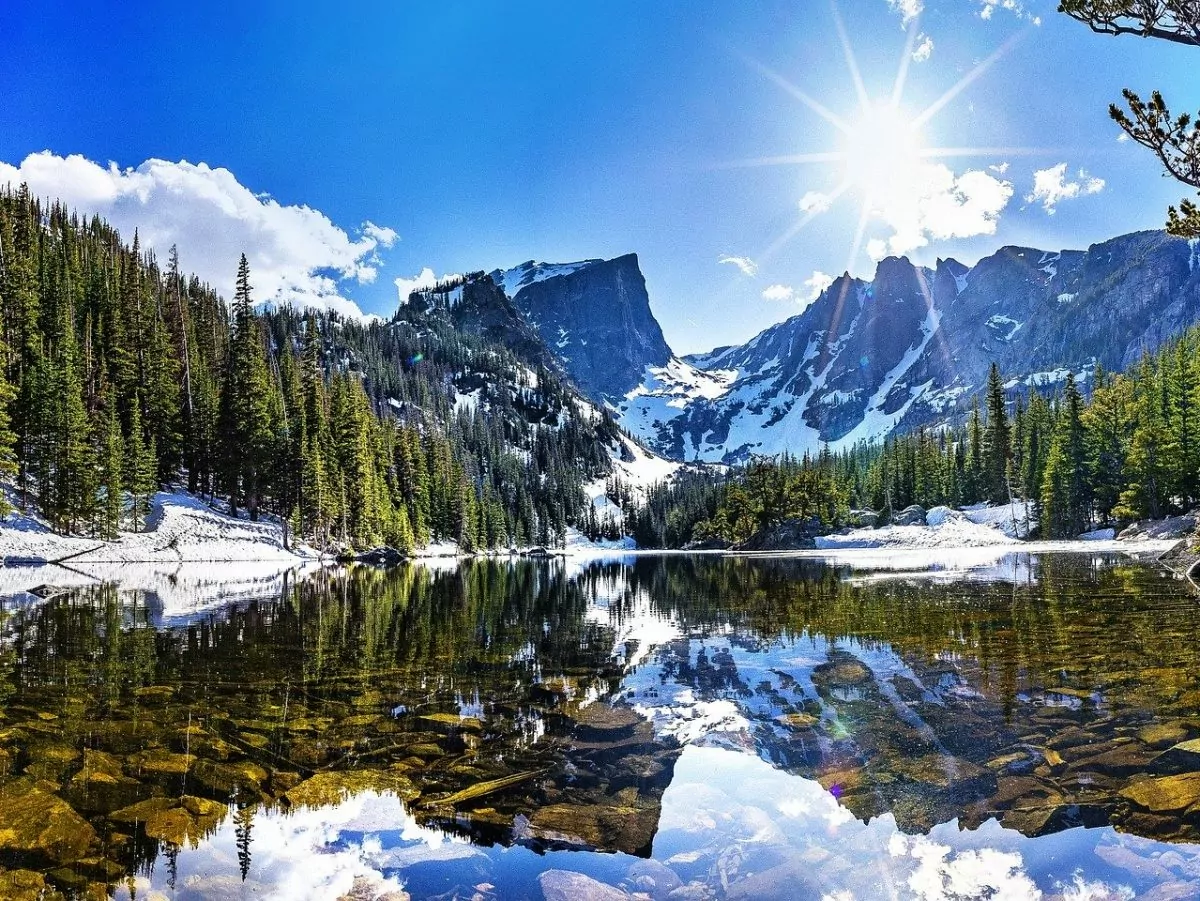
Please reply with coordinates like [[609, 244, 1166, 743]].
[[846, 200, 873, 271], [918, 146, 1067, 159], [831, 1, 870, 115], [756, 180, 853, 264], [737, 51, 853, 134], [890, 20, 923, 109], [710, 151, 847, 171], [913, 29, 1028, 129]]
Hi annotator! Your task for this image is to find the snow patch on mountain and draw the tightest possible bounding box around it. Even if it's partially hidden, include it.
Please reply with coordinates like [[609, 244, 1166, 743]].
[[493, 260, 600, 299], [831, 307, 941, 450], [617, 357, 736, 435], [985, 315, 1023, 341]]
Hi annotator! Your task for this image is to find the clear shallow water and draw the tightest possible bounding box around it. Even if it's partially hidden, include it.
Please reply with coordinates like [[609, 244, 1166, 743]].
[[0, 552, 1199, 899]]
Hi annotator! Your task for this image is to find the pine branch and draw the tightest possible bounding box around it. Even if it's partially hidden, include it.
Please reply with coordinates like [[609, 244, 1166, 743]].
[[1110, 89, 1200, 237], [1059, 0, 1200, 45]]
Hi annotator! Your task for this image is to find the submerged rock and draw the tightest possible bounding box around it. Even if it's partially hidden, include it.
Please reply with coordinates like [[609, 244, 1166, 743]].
[[0, 869, 66, 901], [284, 770, 419, 809], [0, 777, 97, 862], [529, 803, 661, 855], [1120, 772, 1200, 812], [539, 869, 631, 901]]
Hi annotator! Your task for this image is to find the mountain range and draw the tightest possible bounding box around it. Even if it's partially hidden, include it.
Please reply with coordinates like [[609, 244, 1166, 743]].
[[467, 231, 1200, 463]]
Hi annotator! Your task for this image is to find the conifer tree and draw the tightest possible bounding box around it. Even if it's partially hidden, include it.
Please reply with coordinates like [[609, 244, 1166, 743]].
[[96, 398, 123, 539], [964, 397, 985, 504], [217, 256, 274, 519], [1041, 374, 1091, 537], [982, 363, 1011, 504]]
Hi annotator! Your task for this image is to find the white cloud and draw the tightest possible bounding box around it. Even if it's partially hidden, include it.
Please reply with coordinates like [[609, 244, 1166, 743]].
[[1026, 163, 1105, 213], [719, 255, 758, 277], [978, 0, 1042, 24], [889, 834, 1041, 901], [886, 0, 924, 25], [0, 151, 396, 320], [866, 162, 1014, 258], [1056, 873, 1134, 901], [990, 162, 1010, 175], [867, 239, 890, 262], [802, 271, 835, 302], [912, 33, 934, 62], [762, 283, 795, 302], [799, 191, 834, 215], [394, 267, 462, 302]]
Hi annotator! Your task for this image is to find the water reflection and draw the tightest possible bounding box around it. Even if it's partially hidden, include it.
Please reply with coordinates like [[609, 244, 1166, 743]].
[[0, 551, 1197, 899]]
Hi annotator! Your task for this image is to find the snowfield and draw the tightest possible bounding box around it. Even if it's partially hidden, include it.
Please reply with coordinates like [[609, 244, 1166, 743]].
[[814, 507, 1020, 550], [0, 490, 317, 565]]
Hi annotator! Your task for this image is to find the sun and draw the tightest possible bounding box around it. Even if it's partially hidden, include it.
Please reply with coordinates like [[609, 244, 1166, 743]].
[[842, 102, 925, 198], [723, 9, 1032, 271]]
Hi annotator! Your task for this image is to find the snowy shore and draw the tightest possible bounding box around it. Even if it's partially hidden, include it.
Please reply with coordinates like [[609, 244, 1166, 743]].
[[1, 492, 1185, 600], [0, 490, 318, 566]]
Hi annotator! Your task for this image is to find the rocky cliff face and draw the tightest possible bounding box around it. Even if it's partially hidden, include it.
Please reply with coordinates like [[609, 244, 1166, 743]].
[[493, 255, 673, 403], [618, 231, 1200, 463]]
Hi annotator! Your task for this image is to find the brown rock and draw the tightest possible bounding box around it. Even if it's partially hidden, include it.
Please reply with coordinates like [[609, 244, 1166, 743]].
[[0, 777, 97, 862], [1120, 773, 1200, 812]]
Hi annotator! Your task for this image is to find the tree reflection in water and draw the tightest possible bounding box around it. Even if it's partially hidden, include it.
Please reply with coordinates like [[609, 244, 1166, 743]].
[[0, 553, 1197, 899]]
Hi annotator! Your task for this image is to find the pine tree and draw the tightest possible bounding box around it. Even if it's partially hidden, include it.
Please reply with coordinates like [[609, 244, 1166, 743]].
[[0, 334, 17, 517], [1041, 374, 1090, 537], [127, 402, 157, 532], [217, 256, 274, 520], [982, 363, 1011, 504], [96, 398, 123, 539], [964, 397, 985, 504]]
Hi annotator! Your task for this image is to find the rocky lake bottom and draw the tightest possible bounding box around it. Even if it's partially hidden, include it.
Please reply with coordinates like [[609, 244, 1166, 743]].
[[0, 551, 1199, 899]]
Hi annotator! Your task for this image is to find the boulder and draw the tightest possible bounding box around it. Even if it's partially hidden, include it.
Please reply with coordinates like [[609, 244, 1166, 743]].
[[356, 546, 404, 566], [925, 506, 964, 527], [847, 509, 879, 529], [733, 517, 822, 551], [683, 536, 731, 550], [1119, 511, 1199, 541], [893, 505, 927, 526]]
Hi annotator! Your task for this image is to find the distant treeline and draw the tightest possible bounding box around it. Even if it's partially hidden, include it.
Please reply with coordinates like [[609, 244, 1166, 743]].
[[630, 344, 1200, 544]]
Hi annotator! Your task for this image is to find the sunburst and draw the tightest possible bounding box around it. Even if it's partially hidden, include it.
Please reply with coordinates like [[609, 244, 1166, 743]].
[[722, 6, 1041, 272]]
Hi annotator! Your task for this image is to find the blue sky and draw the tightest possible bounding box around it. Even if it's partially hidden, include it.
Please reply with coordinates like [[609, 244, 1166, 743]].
[[1, 0, 1196, 352]]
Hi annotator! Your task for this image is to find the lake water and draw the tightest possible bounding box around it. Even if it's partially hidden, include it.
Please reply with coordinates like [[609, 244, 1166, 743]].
[[1, 550, 1199, 900]]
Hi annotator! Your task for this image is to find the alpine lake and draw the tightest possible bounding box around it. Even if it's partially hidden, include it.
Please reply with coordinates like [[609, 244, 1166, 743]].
[[1, 550, 1200, 900]]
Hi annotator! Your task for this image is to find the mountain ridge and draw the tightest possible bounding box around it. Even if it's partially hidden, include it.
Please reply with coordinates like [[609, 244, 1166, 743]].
[[485, 229, 1200, 463]]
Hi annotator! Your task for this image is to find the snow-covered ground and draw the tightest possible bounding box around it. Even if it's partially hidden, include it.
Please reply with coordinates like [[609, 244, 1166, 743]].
[[960, 501, 1035, 538], [0, 490, 316, 566], [815, 507, 1019, 550]]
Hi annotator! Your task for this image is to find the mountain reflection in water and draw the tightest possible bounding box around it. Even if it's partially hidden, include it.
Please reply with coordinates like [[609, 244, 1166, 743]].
[[0, 552, 1198, 900]]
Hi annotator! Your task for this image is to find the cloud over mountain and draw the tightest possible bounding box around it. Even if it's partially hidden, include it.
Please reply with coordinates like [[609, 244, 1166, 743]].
[[0, 151, 396, 319]]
